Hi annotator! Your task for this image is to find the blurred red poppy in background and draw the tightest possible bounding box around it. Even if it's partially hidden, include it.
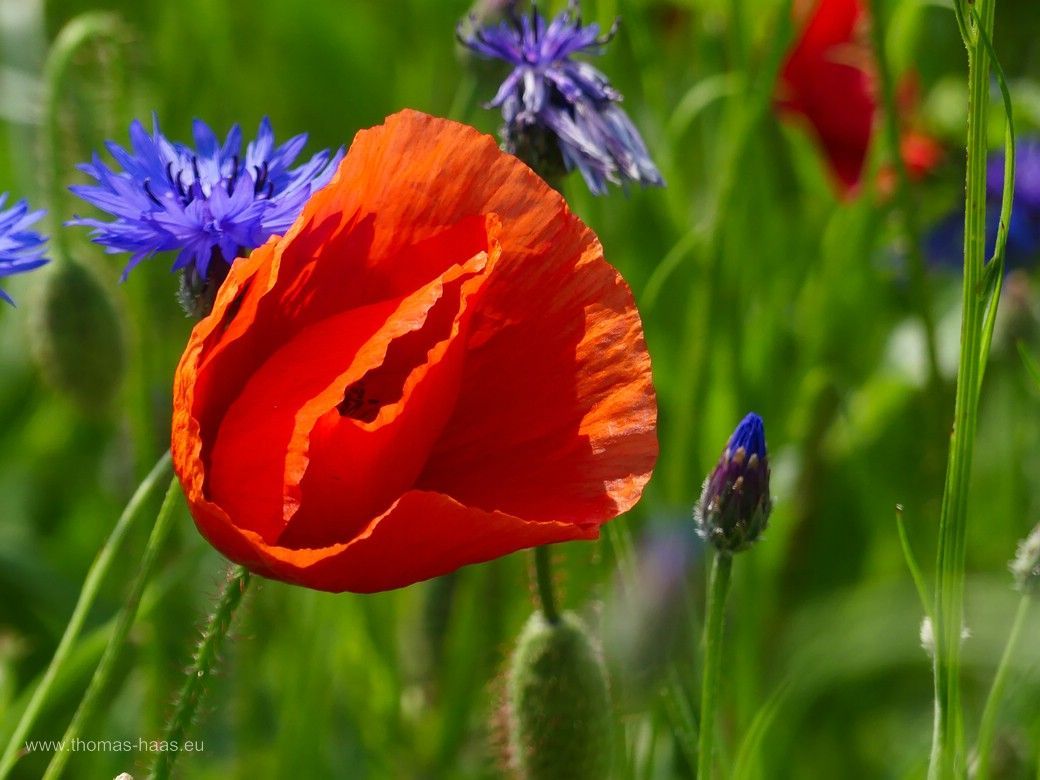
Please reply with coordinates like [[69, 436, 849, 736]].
[[778, 0, 875, 195], [171, 110, 658, 593], [777, 0, 944, 197]]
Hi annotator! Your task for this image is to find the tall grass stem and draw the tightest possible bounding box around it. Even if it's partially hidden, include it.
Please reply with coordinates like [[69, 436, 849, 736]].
[[41, 475, 182, 780], [0, 452, 173, 780], [931, 2, 997, 775]]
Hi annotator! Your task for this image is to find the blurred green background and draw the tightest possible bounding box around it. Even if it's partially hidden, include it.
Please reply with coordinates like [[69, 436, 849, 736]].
[[1, 0, 1040, 777]]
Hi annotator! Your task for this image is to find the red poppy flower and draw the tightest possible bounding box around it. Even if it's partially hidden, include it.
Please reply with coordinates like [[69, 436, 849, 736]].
[[777, 0, 876, 195], [171, 110, 658, 593]]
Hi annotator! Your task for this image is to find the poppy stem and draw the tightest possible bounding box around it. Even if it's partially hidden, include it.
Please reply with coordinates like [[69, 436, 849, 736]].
[[0, 451, 172, 780], [41, 11, 125, 260], [41, 472, 182, 780], [149, 565, 251, 780], [697, 551, 733, 780], [533, 545, 561, 624]]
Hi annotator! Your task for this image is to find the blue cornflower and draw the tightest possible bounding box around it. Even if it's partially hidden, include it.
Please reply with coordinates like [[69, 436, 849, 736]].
[[0, 194, 48, 305], [70, 116, 343, 284], [458, 0, 663, 195], [694, 413, 772, 554], [927, 138, 1040, 270]]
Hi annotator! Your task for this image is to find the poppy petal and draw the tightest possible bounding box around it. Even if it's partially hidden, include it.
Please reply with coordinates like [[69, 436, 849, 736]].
[[173, 111, 658, 593], [282, 110, 658, 526], [244, 489, 599, 593], [205, 238, 495, 544]]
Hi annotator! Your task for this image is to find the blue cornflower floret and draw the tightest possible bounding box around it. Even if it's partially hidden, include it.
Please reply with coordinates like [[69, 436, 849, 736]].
[[458, 0, 663, 195], [927, 137, 1040, 270], [70, 116, 343, 283], [0, 194, 48, 306]]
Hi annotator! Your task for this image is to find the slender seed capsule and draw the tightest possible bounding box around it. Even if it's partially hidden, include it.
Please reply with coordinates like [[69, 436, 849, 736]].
[[507, 611, 613, 780], [694, 412, 772, 553]]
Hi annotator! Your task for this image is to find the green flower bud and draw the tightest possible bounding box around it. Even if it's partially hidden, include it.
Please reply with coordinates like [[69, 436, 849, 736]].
[[28, 257, 126, 414], [507, 611, 613, 780], [1010, 524, 1040, 596]]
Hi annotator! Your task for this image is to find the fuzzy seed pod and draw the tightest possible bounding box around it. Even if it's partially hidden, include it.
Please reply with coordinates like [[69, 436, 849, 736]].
[[507, 615, 611, 777], [28, 257, 126, 414], [507, 611, 613, 780]]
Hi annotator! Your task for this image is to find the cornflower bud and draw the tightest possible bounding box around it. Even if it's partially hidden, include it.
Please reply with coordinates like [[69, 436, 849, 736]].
[[694, 412, 772, 553]]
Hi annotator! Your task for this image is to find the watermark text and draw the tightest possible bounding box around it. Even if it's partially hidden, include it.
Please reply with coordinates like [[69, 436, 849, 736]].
[[24, 738, 204, 754]]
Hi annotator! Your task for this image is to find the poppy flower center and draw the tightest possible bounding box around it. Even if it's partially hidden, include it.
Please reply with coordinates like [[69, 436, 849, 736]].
[[277, 259, 487, 548], [337, 380, 379, 421], [205, 240, 495, 552]]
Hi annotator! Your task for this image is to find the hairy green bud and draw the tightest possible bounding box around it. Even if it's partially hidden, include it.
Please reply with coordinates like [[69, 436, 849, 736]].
[[507, 611, 613, 780], [28, 258, 126, 414]]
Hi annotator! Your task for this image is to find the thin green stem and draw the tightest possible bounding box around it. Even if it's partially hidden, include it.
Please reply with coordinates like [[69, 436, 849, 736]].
[[42, 475, 182, 780], [0, 452, 172, 780], [975, 596, 1032, 779], [41, 12, 124, 259], [931, 2, 996, 776], [698, 552, 733, 779], [896, 506, 935, 621], [149, 565, 251, 780], [533, 545, 560, 625], [867, 0, 942, 392]]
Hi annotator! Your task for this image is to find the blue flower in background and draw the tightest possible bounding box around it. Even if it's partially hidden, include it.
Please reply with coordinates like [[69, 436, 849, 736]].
[[458, 0, 663, 195], [0, 194, 48, 306], [70, 116, 343, 284], [927, 138, 1040, 270]]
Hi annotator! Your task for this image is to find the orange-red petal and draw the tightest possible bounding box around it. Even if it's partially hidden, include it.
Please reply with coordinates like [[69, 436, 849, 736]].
[[172, 110, 658, 593]]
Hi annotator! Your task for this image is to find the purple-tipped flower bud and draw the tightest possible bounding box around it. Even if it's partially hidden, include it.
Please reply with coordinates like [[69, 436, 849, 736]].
[[694, 412, 772, 553], [1011, 524, 1040, 596]]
